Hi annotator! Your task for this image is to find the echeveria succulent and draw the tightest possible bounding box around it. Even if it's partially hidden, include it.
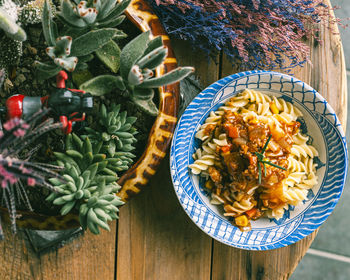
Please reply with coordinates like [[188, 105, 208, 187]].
[[46, 133, 125, 234], [84, 103, 137, 156], [80, 31, 194, 115]]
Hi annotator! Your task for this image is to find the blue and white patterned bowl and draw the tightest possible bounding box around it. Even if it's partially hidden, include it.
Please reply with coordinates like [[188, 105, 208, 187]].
[[170, 70, 348, 250]]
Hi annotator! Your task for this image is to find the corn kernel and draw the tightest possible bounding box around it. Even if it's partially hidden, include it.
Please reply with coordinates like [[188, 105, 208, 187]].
[[270, 101, 279, 114], [235, 215, 249, 227]]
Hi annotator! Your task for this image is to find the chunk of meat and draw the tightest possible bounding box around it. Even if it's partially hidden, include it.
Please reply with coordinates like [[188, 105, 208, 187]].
[[222, 152, 246, 177], [208, 166, 222, 183], [203, 123, 216, 136]]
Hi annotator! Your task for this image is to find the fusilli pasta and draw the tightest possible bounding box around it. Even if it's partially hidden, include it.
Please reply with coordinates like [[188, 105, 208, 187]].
[[189, 89, 319, 230]]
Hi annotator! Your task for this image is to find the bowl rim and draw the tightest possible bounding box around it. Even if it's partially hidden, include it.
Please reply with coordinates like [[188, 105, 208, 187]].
[[170, 70, 348, 250]]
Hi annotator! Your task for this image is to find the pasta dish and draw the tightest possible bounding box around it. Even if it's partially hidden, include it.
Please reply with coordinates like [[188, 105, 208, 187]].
[[189, 89, 318, 231]]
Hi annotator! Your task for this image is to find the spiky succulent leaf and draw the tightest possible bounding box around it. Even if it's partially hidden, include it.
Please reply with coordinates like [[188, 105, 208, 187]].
[[55, 35, 73, 56], [95, 40, 121, 73]]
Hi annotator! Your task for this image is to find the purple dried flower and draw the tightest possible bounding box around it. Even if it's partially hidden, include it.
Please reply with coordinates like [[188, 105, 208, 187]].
[[0, 109, 64, 238], [149, 0, 339, 70]]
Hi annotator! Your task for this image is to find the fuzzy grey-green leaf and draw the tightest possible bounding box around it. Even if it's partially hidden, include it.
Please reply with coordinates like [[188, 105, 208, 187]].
[[95, 40, 121, 73], [120, 31, 150, 80], [80, 75, 125, 96], [70, 28, 120, 57], [42, 0, 55, 46], [131, 94, 158, 116], [139, 67, 194, 88]]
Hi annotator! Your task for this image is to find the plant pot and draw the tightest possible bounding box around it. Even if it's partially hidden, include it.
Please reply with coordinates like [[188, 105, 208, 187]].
[[0, 0, 180, 230]]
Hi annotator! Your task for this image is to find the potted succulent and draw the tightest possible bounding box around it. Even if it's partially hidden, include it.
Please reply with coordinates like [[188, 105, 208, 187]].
[[0, 0, 193, 237]]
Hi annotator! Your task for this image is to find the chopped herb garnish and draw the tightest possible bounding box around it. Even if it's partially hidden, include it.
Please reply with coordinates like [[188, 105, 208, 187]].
[[258, 163, 262, 185], [254, 135, 286, 184]]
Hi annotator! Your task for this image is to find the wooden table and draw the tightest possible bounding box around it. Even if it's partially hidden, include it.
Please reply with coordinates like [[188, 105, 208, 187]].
[[0, 1, 347, 279]]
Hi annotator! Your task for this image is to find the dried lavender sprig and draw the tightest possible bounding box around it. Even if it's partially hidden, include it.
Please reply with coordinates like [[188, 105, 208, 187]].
[[0, 110, 64, 237], [150, 0, 337, 70]]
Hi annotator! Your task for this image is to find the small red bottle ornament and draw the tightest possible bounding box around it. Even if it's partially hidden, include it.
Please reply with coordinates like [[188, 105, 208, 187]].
[[5, 71, 93, 134]]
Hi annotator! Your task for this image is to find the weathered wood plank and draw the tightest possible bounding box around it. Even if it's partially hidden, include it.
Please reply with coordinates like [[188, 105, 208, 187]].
[[0, 222, 116, 280], [116, 157, 212, 280], [116, 38, 218, 280], [211, 1, 347, 279]]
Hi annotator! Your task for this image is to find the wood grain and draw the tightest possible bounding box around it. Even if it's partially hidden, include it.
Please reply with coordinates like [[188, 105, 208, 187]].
[[0, 1, 346, 279], [116, 38, 219, 280], [0, 222, 116, 280], [210, 1, 347, 279]]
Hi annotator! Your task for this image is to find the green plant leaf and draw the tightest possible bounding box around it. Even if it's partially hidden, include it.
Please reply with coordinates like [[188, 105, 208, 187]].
[[80, 75, 125, 96], [36, 66, 61, 81], [143, 36, 163, 56], [63, 26, 88, 39], [54, 56, 78, 72], [78, 54, 94, 63], [70, 28, 120, 57], [59, 0, 86, 28], [72, 69, 93, 87], [132, 88, 154, 100], [139, 67, 194, 88], [34, 61, 60, 72], [74, 62, 88, 71], [131, 93, 158, 116], [42, 0, 56, 46], [95, 40, 121, 73], [107, 141, 116, 157], [112, 30, 128, 40], [137, 45, 167, 70], [98, 15, 125, 28], [60, 200, 76, 215], [98, 0, 117, 19], [102, 0, 132, 22], [120, 31, 151, 80]]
